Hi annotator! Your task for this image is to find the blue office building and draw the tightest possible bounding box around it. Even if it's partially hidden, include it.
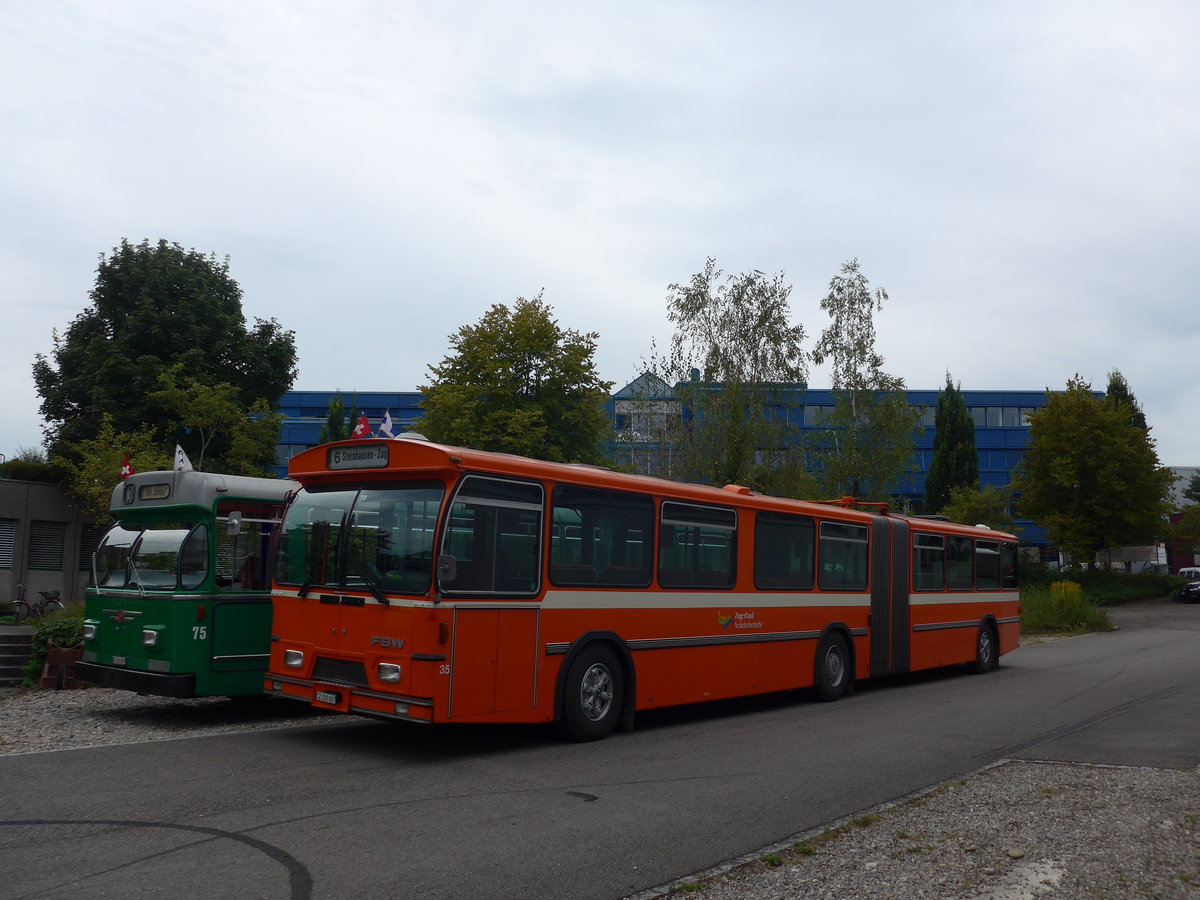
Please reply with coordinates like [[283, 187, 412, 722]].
[[275, 381, 1054, 544]]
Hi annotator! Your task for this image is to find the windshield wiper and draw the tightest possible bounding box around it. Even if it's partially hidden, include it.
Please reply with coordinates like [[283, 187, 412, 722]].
[[353, 559, 389, 606], [297, 575, 314, 598], [125, 560, 147, 598]]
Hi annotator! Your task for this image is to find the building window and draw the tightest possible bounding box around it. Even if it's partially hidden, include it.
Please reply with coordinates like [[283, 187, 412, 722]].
[[0, 519, 15, 568], [28, 520, 67, 570]]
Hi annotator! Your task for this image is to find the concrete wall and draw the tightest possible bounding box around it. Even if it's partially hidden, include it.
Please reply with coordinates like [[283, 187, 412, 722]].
[[0, 480, 96, 607]]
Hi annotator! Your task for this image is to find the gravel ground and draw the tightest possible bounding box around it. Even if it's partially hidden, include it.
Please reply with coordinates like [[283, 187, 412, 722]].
[[634, 760, 1200, 900], [0, 686, 338, 756], [1, 623, 1197, 900]]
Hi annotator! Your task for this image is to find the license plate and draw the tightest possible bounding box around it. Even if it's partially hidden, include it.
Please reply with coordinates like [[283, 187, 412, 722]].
[[112, 655, 126, 666], [315, 690, 341, 705]]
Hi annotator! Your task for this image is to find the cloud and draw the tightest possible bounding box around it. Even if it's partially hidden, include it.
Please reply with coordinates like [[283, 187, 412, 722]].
[[2, 0, 1197, 466]]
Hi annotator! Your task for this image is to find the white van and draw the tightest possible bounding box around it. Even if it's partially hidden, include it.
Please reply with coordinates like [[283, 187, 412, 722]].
[[1178, 567, 1200, 580]]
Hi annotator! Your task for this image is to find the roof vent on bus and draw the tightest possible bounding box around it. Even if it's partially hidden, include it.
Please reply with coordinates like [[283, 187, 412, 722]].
[[396, 432, 429, 441]]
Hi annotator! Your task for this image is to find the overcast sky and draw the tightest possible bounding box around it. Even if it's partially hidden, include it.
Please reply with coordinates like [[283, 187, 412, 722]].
[[3, 1, 1197, 467]]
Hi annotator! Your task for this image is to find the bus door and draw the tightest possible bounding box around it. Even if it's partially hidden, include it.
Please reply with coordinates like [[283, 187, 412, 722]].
[[438, 475, 543, 719], [868, 516, 910, 677], [210, 500, 279, 673]]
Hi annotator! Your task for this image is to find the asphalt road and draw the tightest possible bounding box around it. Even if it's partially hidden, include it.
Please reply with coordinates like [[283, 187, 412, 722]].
[[1, 598, 1197, 900]]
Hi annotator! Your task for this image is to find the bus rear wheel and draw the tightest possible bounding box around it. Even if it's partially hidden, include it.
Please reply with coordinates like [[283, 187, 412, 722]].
[[971, 623, 998, 674], [561, 645, 623, 742], [813, 633, 849, 702]]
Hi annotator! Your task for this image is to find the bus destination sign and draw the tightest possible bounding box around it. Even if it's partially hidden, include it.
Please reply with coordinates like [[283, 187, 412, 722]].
[[328, 444, 390, 470]]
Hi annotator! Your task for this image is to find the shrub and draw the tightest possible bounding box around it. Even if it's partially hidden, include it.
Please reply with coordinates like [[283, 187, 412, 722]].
[[22, 607, 84, 687], [1021, 581, 1112, 633]]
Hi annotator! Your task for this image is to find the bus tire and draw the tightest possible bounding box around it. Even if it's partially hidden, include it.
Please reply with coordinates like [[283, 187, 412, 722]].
[[813, 633, 849, 702], [971, 622, 998, 674], [561, 645, 623, 742]]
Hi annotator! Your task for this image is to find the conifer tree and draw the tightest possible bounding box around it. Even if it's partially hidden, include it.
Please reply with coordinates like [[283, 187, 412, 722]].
[[924, 372, 978, 514]]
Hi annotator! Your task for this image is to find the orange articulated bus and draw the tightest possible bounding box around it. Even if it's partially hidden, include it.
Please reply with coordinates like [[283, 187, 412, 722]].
[[264, 437, 1020, 741]]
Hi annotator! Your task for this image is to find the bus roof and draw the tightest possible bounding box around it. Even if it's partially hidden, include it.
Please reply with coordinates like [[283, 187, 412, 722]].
[[109, 470, 295, 515], [289, 439, 1018, 543]]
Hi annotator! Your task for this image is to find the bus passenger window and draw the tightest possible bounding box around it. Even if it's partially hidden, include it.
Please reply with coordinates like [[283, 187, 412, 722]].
[[946, 535, 974, 590], [976, 540, 1001, 590], [754, 513, 814, 590], [550, 485, 653, 587], [659, 501, 736, 589], [1001, 542, 1019, 589], [817, 522, 868, 592], [912, 533, 945, 591]]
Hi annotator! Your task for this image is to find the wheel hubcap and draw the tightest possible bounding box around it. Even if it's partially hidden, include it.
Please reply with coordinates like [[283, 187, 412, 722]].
[[980, 631, 993, 662], [579, 663, 613, 721], [824, 647, 844, 686]]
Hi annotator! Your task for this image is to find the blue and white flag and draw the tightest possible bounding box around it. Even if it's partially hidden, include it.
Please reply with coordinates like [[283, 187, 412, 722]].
[[379, 409, 395, 438]]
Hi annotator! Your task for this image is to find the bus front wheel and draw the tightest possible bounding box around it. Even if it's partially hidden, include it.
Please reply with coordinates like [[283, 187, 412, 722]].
[[561, 645, 623, 742], [813, 633, 849, 702]]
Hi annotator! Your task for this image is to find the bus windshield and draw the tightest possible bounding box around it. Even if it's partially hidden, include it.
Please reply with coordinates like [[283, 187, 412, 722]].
[[92, 521, 208, 591], [276, 482, 444, 595]]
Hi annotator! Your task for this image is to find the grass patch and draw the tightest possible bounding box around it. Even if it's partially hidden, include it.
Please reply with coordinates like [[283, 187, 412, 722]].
[[851, 813, 883, 828]]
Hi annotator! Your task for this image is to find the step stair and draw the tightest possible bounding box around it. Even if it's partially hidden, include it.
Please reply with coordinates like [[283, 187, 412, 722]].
[[0, 625, 35, 687]]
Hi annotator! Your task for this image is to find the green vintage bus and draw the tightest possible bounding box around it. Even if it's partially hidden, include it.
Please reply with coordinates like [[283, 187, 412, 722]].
[[77, 470, 295, 698]]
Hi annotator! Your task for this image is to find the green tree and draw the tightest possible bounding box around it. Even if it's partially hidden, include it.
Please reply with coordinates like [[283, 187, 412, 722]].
[[49, 415, 172, 521], [941, 484, 1017, 534], [1170, 504, 1200, 557], [809, 259, 921, 501], [33, 238, 297, 467], [149, 364, 281, 475], [418, 293, 613, 464], [1105, 368, 1148, 429], [924, 372, 978, 514], [645, 258, 808, 490], [1181, 471, 1200, 504], [1013, 375, 1174, 567], [317, 392, 348, 444]]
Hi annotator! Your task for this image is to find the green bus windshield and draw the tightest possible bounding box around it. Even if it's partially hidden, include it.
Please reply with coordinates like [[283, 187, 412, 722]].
[[92, 521, 208, 591]]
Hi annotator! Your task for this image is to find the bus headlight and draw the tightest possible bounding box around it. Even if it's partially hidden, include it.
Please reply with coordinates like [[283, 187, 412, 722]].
[[82, 622, 97, 641], [284, 649, 304, 668], [142, 629, 158, 647], [378, 663, 402, 683]]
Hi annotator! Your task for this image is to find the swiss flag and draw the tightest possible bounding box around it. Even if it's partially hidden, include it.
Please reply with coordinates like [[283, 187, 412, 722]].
[[120, 454, 135, 479], [351, 414, 372, 439]]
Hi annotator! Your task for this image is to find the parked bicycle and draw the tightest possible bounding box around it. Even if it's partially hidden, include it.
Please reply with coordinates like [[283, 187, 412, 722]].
[[14, 584, 65, 620]]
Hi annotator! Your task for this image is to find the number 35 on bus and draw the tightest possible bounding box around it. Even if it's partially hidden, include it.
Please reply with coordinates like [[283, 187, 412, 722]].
[[265, 437, 1019, 740]]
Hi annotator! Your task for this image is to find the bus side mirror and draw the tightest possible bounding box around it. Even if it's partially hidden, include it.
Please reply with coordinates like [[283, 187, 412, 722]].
[[437, 554, 457, 583], [227, 512, 243, 536]]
